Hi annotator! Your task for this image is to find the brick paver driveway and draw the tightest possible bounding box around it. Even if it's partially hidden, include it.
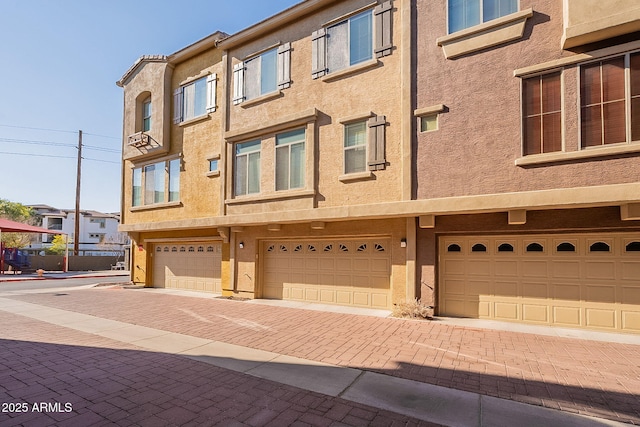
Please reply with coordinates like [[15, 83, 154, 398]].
[[2, 286, 640, 425], [0, 308, 437, 426]]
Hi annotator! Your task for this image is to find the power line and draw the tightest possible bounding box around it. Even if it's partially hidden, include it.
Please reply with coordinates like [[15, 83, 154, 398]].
[[0, 137, 120, 154], [0, 124, 120, 140], [0, 151, 75, 160], [0, 151, 120, 164], [0, 124, 77, 134]]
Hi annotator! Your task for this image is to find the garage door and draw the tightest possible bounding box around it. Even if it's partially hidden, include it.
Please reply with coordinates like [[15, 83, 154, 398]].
[[262, 238, 391, 309], [153, 242, 222, 293], [439, 233, 640, 333]]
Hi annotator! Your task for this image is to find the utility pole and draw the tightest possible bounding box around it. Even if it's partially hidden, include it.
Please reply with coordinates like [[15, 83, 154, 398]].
[[74, 130, 82, 256]]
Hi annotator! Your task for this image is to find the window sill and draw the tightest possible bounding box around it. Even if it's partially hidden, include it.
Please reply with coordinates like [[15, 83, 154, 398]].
[[226, 189, 315, 205], [206, 170, 220, 177], [130, 201, 182, 212], [321, 58, 380, 83], [515, 143, 640, 166], [240, 90, 283, 108], [339, 171, 374, 182], [178, 114, 210, 127], [437, 8, 534, 59]]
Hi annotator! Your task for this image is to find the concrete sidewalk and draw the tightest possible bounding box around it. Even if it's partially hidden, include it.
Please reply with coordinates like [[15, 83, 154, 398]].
[[1, 285, 638, 426], [0, 295, 629, 427]]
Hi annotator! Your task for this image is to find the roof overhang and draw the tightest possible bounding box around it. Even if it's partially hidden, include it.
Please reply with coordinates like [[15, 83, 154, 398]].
[[0, 219, 64, 234]]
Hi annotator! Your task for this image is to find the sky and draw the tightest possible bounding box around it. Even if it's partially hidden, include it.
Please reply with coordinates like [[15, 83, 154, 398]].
[[0, 0, 300, 213]]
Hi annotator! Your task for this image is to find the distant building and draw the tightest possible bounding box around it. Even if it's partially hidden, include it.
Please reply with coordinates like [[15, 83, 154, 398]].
[[27, 205, 129, 256]]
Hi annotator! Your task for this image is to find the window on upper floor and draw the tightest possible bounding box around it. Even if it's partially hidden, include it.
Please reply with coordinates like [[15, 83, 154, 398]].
[[233, 44, 292, 105], [173, 74, 217, 123], [276, 129, 306, 191], [90, 218, 106, 229], [312, 2, 392, 79], [328, 10, 373, 73], [131, 158, 181, 207], [522, 72, 562, 155], [142, 98, 151, 132], [342, 115, 387, 175], [580, 52, 640, 148], [448, 0, 517, 33], [234, 140, 261, 196]]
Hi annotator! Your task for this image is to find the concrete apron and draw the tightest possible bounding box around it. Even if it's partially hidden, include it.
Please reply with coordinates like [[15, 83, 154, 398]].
[[0, 297, 630, 427]]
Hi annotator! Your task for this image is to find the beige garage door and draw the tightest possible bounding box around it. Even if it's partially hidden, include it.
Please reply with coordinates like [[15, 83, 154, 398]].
[[262, 238, 391, 309], [153, 242, 222, 293], [439, 233, 640, 333]]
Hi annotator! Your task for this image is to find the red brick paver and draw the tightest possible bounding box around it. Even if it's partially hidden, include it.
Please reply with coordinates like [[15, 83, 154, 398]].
[[5, 287, 640, 424], [0, 310, 438, 426]]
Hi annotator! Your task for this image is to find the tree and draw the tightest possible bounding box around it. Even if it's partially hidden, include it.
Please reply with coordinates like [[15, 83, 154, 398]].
[[45, 235, 67, 255], [0, 199, 38, 248]]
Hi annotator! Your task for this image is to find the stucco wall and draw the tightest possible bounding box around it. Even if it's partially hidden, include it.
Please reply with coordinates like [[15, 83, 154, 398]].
[[226, 0, 404, 212], [122, 48, 225, 226], [414, 0, 640, 200]]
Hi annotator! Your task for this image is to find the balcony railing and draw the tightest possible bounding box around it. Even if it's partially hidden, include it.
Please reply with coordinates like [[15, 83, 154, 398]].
[[128, 131, 151, 148]]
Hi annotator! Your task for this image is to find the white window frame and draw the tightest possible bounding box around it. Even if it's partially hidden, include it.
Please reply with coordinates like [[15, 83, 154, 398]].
[[326, 9, 373, 74], [142, 98, 151, 132], [233, 44, 291, 105], [343, 121, 368, 174], [131, 157, 181, 207], [173, 74, 217, 123], [234, 140, 261, 196], [275, 128, 306, 191], [312, 2, 392, 79]]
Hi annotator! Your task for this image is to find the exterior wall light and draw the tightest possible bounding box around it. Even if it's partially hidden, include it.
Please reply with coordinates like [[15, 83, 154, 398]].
[[400, 238, 407, 248], [238, 242, 244, 249]]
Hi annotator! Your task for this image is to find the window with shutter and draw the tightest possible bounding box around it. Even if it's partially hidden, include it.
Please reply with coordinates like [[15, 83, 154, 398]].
[[173, 88, 183, 124], [206, 73, 217, 113], [235, 45, 291, 103], [311, 29, 327, 79], [368, 115, 386, 170], [344, 121, 367, 174], [278, 43, 292, 89], [174, 76, 208, 123], [312, 4, 392, 79], [233, 62, 246, 105]]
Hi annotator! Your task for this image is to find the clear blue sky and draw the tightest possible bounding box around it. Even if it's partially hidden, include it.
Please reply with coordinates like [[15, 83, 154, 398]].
[[0, 0, 299, 213]]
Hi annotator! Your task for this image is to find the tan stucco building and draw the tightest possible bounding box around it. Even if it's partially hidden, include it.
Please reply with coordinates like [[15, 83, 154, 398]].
[[118, 0, 640, 333]]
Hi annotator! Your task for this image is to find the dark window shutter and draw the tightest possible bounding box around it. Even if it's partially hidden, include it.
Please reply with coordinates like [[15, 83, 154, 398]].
[[374, 1, 393, 58], [311, 29, 327, 79], [368, 115, 386, 170], [173, 88, 183, 124], [233, 62, 245, 105], [277, 42, 292, 89]]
